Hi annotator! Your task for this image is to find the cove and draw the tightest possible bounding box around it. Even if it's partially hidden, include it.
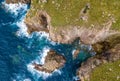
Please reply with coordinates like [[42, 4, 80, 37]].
[[0, 1, 95, 81]]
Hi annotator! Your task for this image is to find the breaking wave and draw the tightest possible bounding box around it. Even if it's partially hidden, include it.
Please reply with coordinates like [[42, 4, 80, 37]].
[[0, 1, 95, 81]]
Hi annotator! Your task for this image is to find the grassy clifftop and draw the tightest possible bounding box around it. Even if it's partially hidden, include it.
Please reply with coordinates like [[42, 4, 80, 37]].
[[90, 60, 120, 81], [26, 0, 120, 31]]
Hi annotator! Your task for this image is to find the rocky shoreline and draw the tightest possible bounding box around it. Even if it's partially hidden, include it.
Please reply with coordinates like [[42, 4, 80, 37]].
[[6, 0, 120, 81], [77, 35, 120, 81], [25, 10, 51, 33]]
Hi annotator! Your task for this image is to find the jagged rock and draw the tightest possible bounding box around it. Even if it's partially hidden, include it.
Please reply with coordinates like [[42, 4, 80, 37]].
[[77, 37, 120, 81], [25, 10, 51, 33], [32, 50, 66, 73], [49, 20, 119, 44], [6, 0, 31, 4], [73, 49, 80, 59]]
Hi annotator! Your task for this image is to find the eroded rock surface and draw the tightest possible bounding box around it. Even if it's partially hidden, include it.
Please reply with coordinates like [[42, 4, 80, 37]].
[[25, 10, 51, 33], [6, 0, 31, 4], [77, 35, 120, 81], [50, 20, 119, 44], [33, 50, 66, 73]]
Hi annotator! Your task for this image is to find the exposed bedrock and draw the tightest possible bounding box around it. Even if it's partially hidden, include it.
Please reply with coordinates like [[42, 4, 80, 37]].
[[6, 0, 31, 4], [25, 9, 119, 45], [32, 50, 66, 73], [77, 35, 120, 81], [49, 20, 120, 44], [5, 1, 120, 81], [6, 0, 119, 45], [25, 10, 51, 33]]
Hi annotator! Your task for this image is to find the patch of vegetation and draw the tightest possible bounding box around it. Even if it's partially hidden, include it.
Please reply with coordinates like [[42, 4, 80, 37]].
[[90, 60, 120, 81], [26, 0, 120, 30]]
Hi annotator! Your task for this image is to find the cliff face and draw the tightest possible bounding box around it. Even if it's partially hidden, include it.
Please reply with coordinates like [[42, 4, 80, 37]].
[[25, 10, 51, 33], [77, 35, 120, 81], [6, 1, 120, 44], [24, 0, 120, 44], [6, 0, 120, 81]]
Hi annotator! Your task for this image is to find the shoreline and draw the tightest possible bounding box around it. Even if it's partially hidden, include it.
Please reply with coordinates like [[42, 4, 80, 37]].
[[5, 1, 120, 81]]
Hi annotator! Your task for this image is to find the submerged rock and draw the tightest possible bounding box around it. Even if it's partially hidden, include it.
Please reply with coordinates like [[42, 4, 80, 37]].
[[33, 50, 66, 73]]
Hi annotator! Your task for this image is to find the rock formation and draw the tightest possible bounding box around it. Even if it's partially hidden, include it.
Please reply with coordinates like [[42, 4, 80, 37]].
[[49, 20, 119, 44], [5, 1, 120, 81], [6, 0, 31, 4], [25, 10, 51, 33], [32, 50, 66, 73], [77, 35, 120, 81]]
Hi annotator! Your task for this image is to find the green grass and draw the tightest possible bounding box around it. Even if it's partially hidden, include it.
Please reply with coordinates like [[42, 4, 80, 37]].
[[90, 60, 120, 81], [27, 0, 120, 30]]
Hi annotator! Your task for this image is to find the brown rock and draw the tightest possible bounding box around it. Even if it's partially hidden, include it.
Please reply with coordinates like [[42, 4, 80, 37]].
[[25, 10, 51, 34], [77, 43, 120, 81], [33, 50, 66, 73], [73, 49, 80, 59], [6, 0, 31, 4]]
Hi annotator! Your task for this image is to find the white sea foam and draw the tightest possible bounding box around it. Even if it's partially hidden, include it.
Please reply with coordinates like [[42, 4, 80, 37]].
[[53, 69, 62, 75], [37, 31, 49, 39], [27, 47, 51, 80], [27, 47, 49, 65], [50, 40, 58, 46], [23, 78, 31, 81], [27, 46, 64, 80], [1, 1, 51, 39], [72, 49, 76, 56], [1, 2, 28, 16], [39, 47, 50, 65], [0, 1, 29, 37], [33, 47, 50, 65], [73, 76, 80, 81], [16, 20, 29, 37], [27, 63, 51, 80]]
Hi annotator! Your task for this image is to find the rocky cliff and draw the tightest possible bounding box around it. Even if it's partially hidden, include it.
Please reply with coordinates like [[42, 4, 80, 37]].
[[6, 0, 120, 81], [77, 34, 120, 81]]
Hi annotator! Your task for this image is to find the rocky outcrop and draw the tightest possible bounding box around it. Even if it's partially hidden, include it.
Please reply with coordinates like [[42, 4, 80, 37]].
[[32, 50, 66, 73], [6, 1, 120, 80], [49, 20, 119, 44], [77, 35, 120, 81], [25, 10, 51, 33], [6, 0, 31, 4]]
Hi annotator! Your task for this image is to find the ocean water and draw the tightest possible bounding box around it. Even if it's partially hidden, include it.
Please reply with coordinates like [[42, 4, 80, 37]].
[[0, 1, 95, 81]]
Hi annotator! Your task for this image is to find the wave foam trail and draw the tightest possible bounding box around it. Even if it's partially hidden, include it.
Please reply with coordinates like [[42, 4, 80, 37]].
[[33, 47, 50, 65], [23, 78, 31, 81], [36, 32, 49, 40], [27, 47, 51, 80], [39, 47, 50, 65], [1, 2, 28, 16], [27, 63, 51, 80], [16, 19, 29, 37]]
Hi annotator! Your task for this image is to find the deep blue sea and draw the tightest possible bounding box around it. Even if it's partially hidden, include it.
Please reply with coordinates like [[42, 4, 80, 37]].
[[0, 1, 95, 81]]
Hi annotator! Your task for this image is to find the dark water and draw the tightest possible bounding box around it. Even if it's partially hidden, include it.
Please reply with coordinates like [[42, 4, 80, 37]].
[[0, 1, 95, 81]]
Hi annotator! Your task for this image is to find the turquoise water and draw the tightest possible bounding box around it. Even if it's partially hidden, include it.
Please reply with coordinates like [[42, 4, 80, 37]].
[[0, 1, 95, 81]]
